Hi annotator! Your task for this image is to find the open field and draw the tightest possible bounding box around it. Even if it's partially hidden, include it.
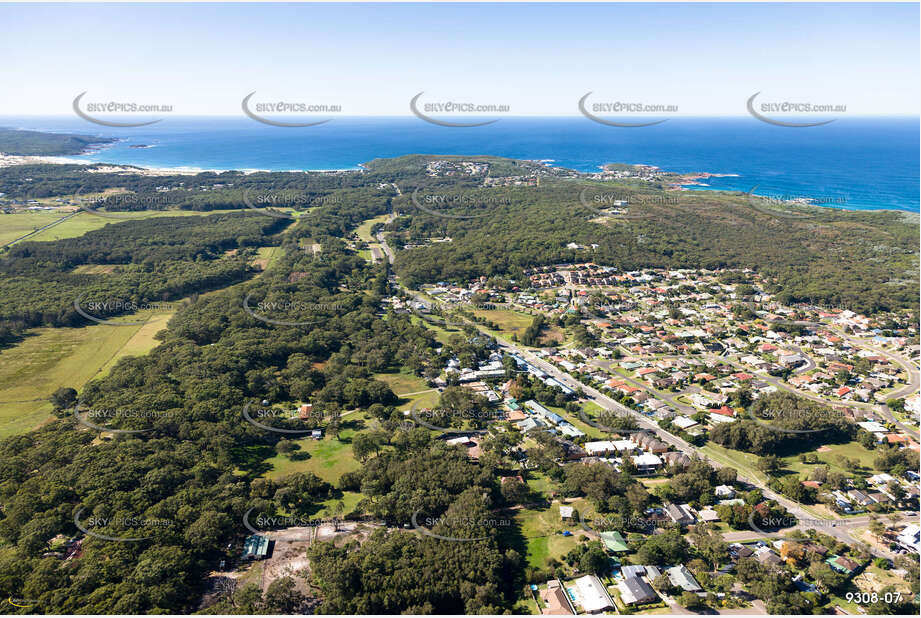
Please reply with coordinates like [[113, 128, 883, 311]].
[[252, 245, 283, 270], [473, 308, 536, 337], [782, 440, 879, 477], [510, 500, 595, 569], [699, 443, 771, 486], [261, 412, 368, 485], [0, 306, 175, 438], [411, 315, 465, 346], [374, 368, 430, 397], [354, 214, 390, 242], [314, 490, 365, 519], [0, 209, 244, 248]]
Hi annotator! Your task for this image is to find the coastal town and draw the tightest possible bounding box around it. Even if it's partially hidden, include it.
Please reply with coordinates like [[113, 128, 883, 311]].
[[378, 260, 919, 614]]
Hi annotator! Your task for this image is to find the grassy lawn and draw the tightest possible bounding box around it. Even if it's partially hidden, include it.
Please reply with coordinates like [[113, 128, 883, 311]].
[[0, 306, 175, 438], [699, 443, 770, 485], [472, 308, 535, 338], [261, 412, 371, 485], [560, 404, 610, 440], [262, 434, 362, 484], [525, 471, 554, 498], [374, 369, 430, 397], [72, 264, 122, 274], [354, 214, 390, 242], [0, 209, 244, 247], [252, 245, 283, 270], [783, 440, 879, 477], [409, 314, 467, 347], [373, 369, 439, 412], [512, 500, 595, 569], [314, 491, 365, 518], [95, 310, 175, 379]]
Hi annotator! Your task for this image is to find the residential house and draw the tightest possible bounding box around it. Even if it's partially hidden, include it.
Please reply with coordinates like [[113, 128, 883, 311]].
[[573, 574, 615, 613], [617, 576, 658, 606], [664, 503, 695, 526], [665, 565, 702, 592]]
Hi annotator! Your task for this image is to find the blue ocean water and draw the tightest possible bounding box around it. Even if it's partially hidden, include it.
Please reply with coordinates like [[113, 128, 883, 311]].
[[2, 116, 918, 212]]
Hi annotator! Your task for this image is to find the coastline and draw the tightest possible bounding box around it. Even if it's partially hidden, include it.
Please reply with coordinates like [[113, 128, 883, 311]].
[[0, 149, 916, 215]]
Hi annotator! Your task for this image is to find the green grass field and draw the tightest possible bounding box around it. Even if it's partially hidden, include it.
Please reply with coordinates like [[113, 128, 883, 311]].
[[782, 441, 879, 477], [411, 315, 465, 346], [513, 500, 594, 569], [0, 209, 246, 248], [472, 308, 536, 337], [0, 305, 175, 438], [262, 412, 370, 485], [252, 245, 283, 270], [353, 214, 390, 242], [374, 369, 431, 397]]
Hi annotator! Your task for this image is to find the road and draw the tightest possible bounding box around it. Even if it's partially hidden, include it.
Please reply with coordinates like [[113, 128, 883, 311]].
[[0, 210, 81, 250], [377, 231, 915, 558]]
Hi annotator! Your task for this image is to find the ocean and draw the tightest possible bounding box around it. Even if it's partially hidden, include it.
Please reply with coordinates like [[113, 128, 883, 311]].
[[2, 116, 918, 213]]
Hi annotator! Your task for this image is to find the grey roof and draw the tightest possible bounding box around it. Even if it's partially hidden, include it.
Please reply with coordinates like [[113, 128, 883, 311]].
[[621, 565, 647, 579], [621, 576, 657, 604], [666, 565, 701, 592]]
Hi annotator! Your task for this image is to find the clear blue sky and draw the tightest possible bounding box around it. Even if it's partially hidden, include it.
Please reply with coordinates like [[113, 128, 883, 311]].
[[1, 2, 918, 115]]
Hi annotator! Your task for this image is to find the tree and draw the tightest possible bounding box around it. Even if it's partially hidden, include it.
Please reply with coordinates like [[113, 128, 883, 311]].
[[679, 591, 703, 610], [50, 386, 77, 410], [263, 576, 306, 613], [868, 515, 886, 546], [578, 545, 609, 575], [757, 454, 782, 475], [653, 573, 676, 595]]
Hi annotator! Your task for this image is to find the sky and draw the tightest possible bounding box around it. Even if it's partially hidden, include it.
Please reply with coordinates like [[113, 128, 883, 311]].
[[1, 2, 918, 116]]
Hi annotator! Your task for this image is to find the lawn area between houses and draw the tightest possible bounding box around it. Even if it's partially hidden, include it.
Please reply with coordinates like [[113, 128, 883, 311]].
[[510, 500, 596, 570], [546, 404, 604, 440]]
